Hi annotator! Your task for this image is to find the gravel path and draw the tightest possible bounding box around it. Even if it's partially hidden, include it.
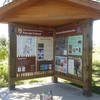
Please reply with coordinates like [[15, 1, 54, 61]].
[[0, 82, 100, 100]]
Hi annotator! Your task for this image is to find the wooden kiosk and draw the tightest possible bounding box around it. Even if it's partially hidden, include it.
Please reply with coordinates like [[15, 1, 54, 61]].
[[0, 0, 100, 97]]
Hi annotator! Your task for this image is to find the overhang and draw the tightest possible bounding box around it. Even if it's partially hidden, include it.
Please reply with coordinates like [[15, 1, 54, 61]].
[[0, 0, 100, 26]]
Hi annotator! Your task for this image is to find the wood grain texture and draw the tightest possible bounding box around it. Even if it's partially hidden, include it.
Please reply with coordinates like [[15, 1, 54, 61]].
[[56, 71, 84, 86], [63, 0, 100, 11], [16, 71, 54, 80], [52, 30, 58, 83], [8, 23, 17, 90], [82, 19, 93, 96], [0, 0, 100, 26]]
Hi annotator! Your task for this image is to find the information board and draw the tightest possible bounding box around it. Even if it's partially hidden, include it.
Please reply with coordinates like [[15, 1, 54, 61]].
[[56, 37, 67, 56], [68, 57, 82, 77], [17, 35, 36, 73], [68, 35, 83, 56], [37, 37, 53, 61], [55, 56, 67, 74], [17, 35, 36, 57], [17, 25, 54, 73]]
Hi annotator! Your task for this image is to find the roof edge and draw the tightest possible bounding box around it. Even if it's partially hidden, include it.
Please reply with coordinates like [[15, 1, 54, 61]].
[[67, 0, 100, 11], [0, 0, 39, 18]]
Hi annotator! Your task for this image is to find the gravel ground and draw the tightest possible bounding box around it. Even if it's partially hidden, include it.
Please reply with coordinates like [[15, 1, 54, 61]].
[[0, 82, 100, 100]]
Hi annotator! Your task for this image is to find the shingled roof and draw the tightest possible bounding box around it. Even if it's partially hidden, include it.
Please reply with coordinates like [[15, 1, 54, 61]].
[[0, 0, 100, 26]]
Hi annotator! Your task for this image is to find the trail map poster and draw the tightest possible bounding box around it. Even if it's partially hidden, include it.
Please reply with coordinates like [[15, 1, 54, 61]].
[[55, 56, 67, 74], [68, 35, 83, 56], [56, 37, 67, 56], [17, 35, 36, 57]]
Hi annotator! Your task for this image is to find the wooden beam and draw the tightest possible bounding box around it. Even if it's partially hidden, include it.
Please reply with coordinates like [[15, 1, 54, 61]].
[[52, 30, 58, 83], [8, 23, 17, 90], [56, 74, 84, 86], [82, 19, 93, 96]]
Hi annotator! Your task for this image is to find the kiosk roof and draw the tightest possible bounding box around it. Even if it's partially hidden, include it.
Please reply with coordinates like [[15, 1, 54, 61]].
[[0, 0, 100, 26]]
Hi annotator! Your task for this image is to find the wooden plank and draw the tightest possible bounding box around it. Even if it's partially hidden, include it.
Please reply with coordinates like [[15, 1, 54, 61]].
[[82, 19, 93, 96], [52, 30, 58, 83], [8, 23, 17, 90], [15, 71, 54, 81], [56, 73, 84, 86], [0, 0, 39, 20]]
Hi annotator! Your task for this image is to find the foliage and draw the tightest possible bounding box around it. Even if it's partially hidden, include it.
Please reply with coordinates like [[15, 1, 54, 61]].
[[0, 38, 8, 60], [0, 61, 8, 88], [0, 38, 8, 88], [92, 47, 100, 94]]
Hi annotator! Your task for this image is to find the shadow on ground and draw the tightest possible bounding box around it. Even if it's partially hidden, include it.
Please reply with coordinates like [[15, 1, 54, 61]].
[[0, 82, 100, 100]]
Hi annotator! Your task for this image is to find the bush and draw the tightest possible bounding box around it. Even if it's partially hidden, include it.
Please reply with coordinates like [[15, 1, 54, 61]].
[[0, 62, 8, 88]]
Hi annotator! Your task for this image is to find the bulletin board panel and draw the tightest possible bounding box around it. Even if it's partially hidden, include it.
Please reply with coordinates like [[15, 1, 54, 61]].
[[9, 20, 92, 96], [16, 24, 54, 79], [55, 24, 84, 85]]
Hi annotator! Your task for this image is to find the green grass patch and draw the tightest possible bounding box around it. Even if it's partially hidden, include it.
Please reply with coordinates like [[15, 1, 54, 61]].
[[29, 79, 43, 84], [0, 60, 8, 88]]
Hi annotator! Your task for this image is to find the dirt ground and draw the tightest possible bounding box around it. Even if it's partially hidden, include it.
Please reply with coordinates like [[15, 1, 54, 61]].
[[0, 82, 100, 100]]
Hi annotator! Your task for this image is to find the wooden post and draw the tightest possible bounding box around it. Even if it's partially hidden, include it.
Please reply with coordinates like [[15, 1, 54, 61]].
[[8, 23, 17, 90], [52, 30, 58, 83], [82, 19, 93, 96]]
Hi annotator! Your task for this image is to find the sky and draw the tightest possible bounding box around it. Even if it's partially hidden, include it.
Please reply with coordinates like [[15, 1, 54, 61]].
[[0, 0, 100, 47], [93, 20, 100, 46]]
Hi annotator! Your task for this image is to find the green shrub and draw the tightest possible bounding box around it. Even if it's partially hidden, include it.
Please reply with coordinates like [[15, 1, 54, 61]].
[[0, 62, 8, 88]]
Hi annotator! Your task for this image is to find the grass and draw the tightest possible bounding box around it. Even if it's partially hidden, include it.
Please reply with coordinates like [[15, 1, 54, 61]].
[[15, 78, 43, 86], [92, 47, 100, 94], [0, 60, 8, 88]]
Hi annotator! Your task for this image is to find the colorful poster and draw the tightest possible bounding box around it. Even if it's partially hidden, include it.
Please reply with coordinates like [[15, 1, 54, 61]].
[[40, 64, 52, 71], [68, 57, 82, 77], [17, 35, 36, 57], [68, 35, 83, 56], [56, 37, 67, 56], [55, 56, 67, 74]]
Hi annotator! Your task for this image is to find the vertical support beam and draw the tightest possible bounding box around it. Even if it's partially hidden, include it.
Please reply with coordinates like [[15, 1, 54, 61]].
[[82, 19, 93, 96], [52, 30, 58, 83], [8, 23, 17, 90]]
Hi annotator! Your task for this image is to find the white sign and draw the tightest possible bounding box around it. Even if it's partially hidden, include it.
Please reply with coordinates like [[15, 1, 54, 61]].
[[37, 37, 53, 61], [17, 35, 36, 57], [68, 59, 74, 75]]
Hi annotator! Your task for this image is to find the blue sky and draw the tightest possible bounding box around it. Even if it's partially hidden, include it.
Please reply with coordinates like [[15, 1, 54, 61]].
[[93, 20, 100, 46], [0, 0, 100, 47]]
